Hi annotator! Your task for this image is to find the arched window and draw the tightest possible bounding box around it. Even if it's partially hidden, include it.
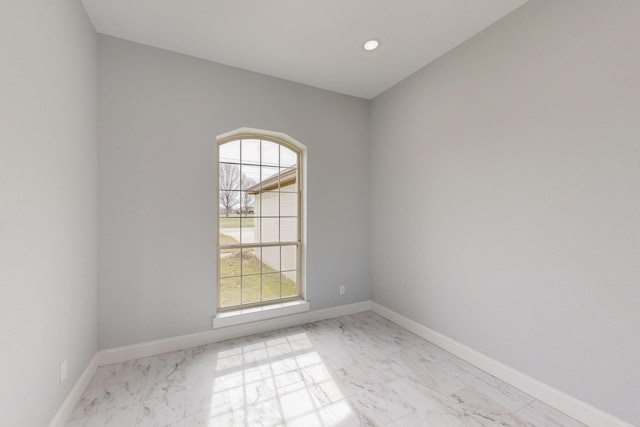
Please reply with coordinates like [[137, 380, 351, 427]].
[[217, 133, 302, 311]]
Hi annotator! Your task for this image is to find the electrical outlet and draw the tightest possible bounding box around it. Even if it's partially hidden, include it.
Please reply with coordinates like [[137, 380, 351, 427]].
[[339, 285, 346, 295], [60, 359, 67, 384]]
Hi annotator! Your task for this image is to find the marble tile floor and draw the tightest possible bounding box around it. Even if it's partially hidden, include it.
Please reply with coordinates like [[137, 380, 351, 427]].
[[66, 311, 586, 427]]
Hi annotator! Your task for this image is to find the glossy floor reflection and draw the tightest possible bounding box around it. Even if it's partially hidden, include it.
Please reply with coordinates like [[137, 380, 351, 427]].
[[66, 312, 585, 426]]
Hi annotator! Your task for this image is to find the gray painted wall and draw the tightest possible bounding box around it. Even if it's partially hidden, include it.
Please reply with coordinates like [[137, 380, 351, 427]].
[[0, 1, 98, 425], [370, 1, 640, 424], [98, 36, 371, 349], [3, 2, 638, 424]]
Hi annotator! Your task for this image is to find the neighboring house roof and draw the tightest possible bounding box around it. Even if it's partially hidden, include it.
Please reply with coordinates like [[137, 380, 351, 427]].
[[246, 166, 297, 194]]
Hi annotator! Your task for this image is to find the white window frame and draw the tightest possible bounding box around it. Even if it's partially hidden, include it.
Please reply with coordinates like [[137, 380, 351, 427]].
[[216, 129, 305, 314]]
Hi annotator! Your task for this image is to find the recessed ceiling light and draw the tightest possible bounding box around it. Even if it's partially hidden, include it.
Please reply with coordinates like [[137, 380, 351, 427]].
[[363, 39, 380, 51]]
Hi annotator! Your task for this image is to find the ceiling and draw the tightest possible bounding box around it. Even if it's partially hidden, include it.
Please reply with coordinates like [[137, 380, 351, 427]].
[[81, 0, 528, 99]]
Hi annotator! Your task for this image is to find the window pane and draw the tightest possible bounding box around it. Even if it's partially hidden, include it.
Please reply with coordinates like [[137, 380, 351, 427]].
[[241, 247, 257, 275], [240, 164, 260, 190], [260, 191, 279, 217], [218, 136, 302, 310], [241, 139, 260, 165], [280, 217, 297, 241], [260, 166, 280, 190], [261, 273, 281, 301], [219, 164, 241, 190], [219, 140, 240, 163], [252, 193, 261, 218], [262, 140, 279, 167], [281, 245, 297, 272], [219, 215, 240, 239], [241, 275, 261, 304], [260, 246, 280, 273], [261, 218, 279, 243], [279, 167, 297, 190], [219, 231, 239, 253], [219, 249, 241, 278], [239, 192, 255, 218], [280, 145, 297, 168], [219, 190, 240, 217], [281, 271, 297, 298], [236, 196, 256, 244], [220, 277, 241, 308], [280, 192, 298, 217]]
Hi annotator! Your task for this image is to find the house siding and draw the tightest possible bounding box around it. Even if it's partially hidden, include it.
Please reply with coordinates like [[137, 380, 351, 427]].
[[254, 182, 298, 281]]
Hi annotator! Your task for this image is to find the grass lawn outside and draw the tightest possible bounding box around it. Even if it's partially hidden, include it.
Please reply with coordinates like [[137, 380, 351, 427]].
[[219, 233, 297, 308], [219, 233, 239, 253], [220, 214, 254, 228]]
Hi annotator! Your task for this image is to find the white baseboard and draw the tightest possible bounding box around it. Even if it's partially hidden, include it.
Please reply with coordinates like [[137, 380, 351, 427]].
[[49, 300, 371, 426], [48, 353, 99, 427], [97, 300, 371, 366], [369, 302, 633, 427], [52, 300, 630, 427]]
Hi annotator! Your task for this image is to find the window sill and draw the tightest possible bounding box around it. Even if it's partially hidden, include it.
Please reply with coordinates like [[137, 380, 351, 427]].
[[212, 300, 310, 329]]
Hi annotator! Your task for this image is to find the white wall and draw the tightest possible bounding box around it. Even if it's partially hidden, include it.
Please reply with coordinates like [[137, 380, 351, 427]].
[[98, 36, 371, 349], [370, 1, 640, 424], [0, 1, 98, 425]]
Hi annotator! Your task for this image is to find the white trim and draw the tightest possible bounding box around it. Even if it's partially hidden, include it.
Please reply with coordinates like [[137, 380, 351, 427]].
[[216, 127, 307, 152], [96, 301, 370, 366], [369, 302, 634, 427], [52, 300, 630, 427], [50, 300, 370, 425], [48, 353, 99, 427], [213, 300, 310, 328], [215, 126, 308, 309]]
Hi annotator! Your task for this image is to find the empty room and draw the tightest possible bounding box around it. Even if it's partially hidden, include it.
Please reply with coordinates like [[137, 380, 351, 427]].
[[1, 1, 639, 426]]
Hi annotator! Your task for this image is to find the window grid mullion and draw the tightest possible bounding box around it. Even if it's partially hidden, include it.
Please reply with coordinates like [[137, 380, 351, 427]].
[[239, 140, 243, 304], [259, 139, 263, 304], [218, 135, 301, 311], [278, 143, 282, 300]]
